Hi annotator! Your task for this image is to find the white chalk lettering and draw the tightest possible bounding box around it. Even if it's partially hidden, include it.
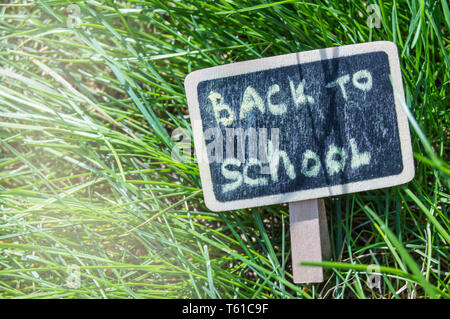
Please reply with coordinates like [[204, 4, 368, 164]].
[[225, 127, 257, 162], [240, 86, 265, 119], [209, 91, 234, 126], [301, 149, 321, 177], [352, 70, 372, 91], [326, 70, 373, 100], [221, 158, 243, 193], [259, 128, 279, 175], [289, 78, 314, 106], [326, 144, 347, 175], [350, 138, 371, 169], [326, 74, 350, 100], [210, 66, 377, 194], [243, 159, 269, 186], [267, 84, 287, 115]]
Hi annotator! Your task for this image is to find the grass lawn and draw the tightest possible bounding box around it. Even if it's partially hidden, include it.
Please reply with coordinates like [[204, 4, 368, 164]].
[[0, 0, 448, 299]]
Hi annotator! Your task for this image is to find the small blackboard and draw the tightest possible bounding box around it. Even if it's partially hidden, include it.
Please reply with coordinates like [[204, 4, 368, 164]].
[[185, 41, 414, 211]]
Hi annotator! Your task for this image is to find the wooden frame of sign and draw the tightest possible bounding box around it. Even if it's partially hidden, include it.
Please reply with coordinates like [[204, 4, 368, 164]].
[[184, 41, 414, 283]]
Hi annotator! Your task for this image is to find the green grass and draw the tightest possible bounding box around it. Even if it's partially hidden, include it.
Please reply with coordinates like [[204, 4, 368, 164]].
[[0, 0, 448, 299]]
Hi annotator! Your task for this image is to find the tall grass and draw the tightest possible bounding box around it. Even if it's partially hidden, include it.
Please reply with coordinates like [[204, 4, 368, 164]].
[[0, 0, 448, 298]]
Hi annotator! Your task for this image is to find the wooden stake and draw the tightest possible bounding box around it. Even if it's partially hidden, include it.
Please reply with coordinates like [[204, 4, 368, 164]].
[[318, 199, 332, 261], [289, 199, 330, 283]]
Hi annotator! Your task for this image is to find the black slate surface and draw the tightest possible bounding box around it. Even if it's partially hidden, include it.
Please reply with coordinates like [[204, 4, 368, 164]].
[[196, 51, 403, 202]]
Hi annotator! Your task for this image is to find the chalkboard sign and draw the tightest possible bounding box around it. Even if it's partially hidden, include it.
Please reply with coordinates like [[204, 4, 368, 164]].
[[185, 41, 414, 211]]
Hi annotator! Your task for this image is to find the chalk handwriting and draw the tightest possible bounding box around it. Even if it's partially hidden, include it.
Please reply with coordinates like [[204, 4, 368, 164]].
[[210, 69, 373, 124], [205, 69, 376, 194], [221, 138, 371, 193]]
